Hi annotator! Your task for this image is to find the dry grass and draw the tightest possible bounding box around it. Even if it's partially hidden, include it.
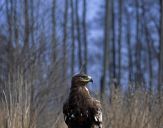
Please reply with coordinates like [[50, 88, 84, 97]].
[[0, 71, 36, 128], [0, 76, 163, 128], [103, 87, 163, 128]]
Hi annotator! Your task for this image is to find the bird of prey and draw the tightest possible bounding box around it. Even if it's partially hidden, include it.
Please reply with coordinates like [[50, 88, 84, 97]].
[[63, 74, 102, 128]]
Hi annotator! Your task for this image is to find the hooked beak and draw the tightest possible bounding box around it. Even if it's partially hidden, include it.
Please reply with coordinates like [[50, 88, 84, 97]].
[[87, 76, 93, 83]]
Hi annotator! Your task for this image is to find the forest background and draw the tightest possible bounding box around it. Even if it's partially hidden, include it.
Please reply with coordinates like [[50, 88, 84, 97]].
[[0, 0, 163, 128]]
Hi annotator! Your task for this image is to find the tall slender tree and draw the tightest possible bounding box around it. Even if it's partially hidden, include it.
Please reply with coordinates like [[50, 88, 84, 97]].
[[118, 0, 123, 84], [6, 0, 13, 47], [135, 0, 143, 85], [145, 28, 153, 92], [70, 0, 75, 76], [142, 2, 153, 92], [100, 0, 111, 99], [13, 0, 19, 48], [159, 0, 163, 94], [5, 0, 14, 77], [75, 0, 82, 69], [126, 9, 133, 83], [111, 0, 116, 80], [24, 0, 30, 49], [51, 0, 57, 62], [30, 0, 35, 46], [83, 0, 88, 73], [63, 0, 68, 81]]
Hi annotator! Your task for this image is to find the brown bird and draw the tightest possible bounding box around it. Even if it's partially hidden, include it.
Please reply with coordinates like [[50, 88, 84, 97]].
[[63, 74, 102, 128]]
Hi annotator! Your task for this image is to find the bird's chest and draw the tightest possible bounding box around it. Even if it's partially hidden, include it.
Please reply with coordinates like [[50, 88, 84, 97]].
[[84, 87, 89, 92], [81, 87, 90, 96], [68, 87, 92, 112]]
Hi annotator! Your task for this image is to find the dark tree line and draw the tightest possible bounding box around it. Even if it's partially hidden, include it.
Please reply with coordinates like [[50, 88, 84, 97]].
[[0, 0, 89, 127], [0, 0, 163, 97], [100, 0, 163, 98], [0, 0, 163, 127]]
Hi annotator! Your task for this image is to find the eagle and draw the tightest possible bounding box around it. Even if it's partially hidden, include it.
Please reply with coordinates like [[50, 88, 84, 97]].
[[63, 74, 102, 128]]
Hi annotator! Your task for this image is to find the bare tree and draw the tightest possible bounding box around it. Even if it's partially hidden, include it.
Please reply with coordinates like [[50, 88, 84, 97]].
[[5, 0, 14, 78], [75, 0, 82, 69], [142, 3, 153, 92], [24, 0, 30, 49], [51, 0, 57, 62], [63, 0, 69, 81], [13, 0, 19, 48], [6, 0, 13, 45], [100, 0, 111, 99], [83, 0, 88, 73], [135, 0, 143, 85], [30, 0, 35, 46], [111, 0, 116, 80], [159, 0, 163, 94], [146, 29, 153, 92], [70, 0, 75, 76], [117, 0, 123, 84], [126, 8, 133, 83]]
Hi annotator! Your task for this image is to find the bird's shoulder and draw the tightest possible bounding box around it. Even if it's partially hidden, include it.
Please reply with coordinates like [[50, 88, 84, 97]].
[[63, 86, 102, 128]]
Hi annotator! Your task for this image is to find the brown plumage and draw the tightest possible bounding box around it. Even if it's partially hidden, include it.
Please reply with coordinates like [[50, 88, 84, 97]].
[[63, 74, 102, 128]]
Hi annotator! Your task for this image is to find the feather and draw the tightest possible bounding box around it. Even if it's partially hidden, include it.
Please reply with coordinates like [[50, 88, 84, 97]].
[[63, 74, 102, 128]]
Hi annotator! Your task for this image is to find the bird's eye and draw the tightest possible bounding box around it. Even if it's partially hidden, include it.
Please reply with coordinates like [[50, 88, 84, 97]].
[[80, 76, 84, 79], [82, 76, 87, 79], [79, 76, 86, 80]]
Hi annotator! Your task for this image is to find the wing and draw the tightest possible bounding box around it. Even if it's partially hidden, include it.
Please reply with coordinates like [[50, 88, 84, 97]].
[[91, 100, 102, 128], [63, 87, 102, 128], [63, 106, 90, 127], [63, 101, 69, 124], [63, 101, 81, 127], [93, 108, 102, 128], [63, 100, 94, 128]]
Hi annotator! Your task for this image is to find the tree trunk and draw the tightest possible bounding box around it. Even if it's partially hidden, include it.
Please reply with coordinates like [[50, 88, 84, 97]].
[[6, 0, 13, 46], [13, 0, 19, 49], [30, 0, 35, 46], [146, 33, 153, 92], [83, 0, 88, 73], [70, 0, 75, 76], [126, 9, 133, 83], [24, 0, 30, 49], [63, 0, 68, 81], [51, 0, 57, 62], [143, 4, 153, 92], [5, 0, 14, 77], [159, 0, 163, 95], [100, 0, 111, 100], [135, 0, 143, 85], [111, 0, 116, 80], [117, 0, 122, 85], [75, 0, 82, 69]]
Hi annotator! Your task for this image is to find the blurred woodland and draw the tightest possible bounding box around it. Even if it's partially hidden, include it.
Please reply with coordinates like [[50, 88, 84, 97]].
[[0, 0, 163, 128]]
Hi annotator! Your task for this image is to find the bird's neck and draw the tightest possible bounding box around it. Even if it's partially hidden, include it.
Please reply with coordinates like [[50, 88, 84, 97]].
[[70, 85, 90, 96], [71, 81, 86, 88], [71, 85, 88, 90]]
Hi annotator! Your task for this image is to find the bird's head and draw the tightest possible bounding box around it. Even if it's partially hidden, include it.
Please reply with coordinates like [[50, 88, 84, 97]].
[[71, 73, 93, 87]]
